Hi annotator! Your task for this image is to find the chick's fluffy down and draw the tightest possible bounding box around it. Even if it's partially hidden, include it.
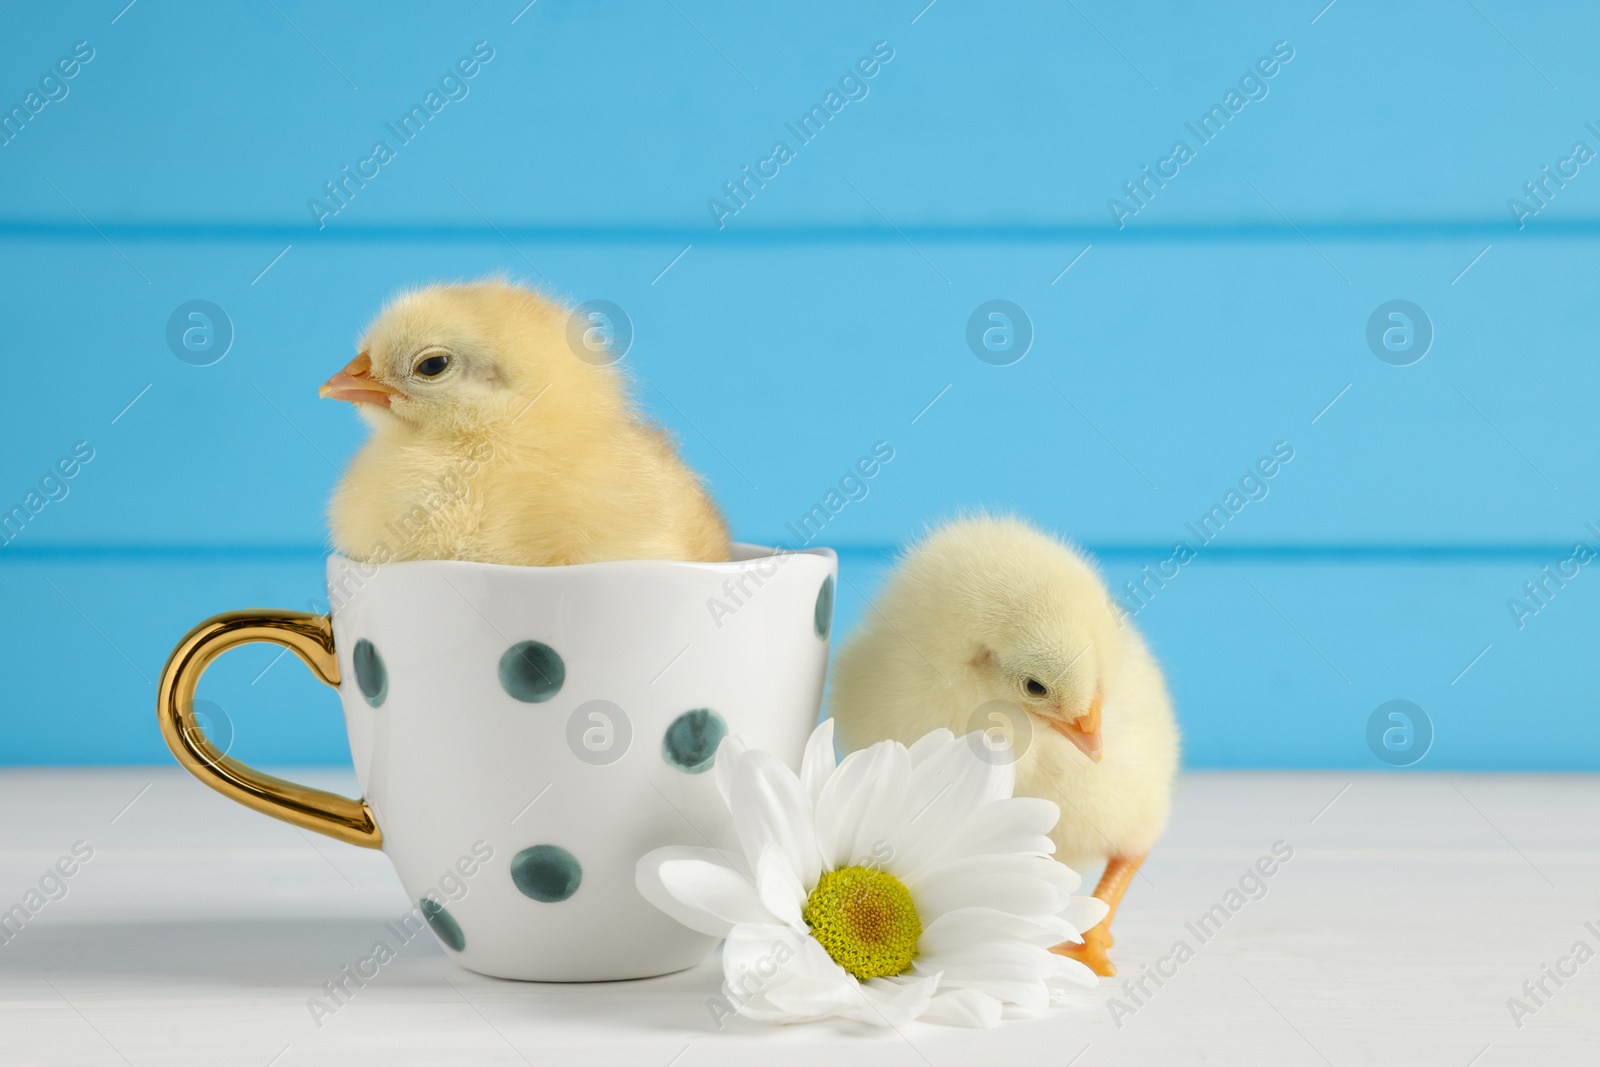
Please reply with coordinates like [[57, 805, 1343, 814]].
[[329, 280, 729, 567], [830, 516, 1179, 870]]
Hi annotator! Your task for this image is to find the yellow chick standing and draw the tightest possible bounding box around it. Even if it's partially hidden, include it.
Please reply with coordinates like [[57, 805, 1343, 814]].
[[829, 515, 1180, 977], [320, 279, 730, 566]]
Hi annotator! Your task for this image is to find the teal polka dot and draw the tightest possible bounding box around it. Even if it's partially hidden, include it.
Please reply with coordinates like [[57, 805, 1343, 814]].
[[814, 575, 834, 640], [499, 641, 564, 703], [353, 639, 387, 707], [420, 897, 465, 951], [511, 844, 582, 902], [662, 708, 727, 774]]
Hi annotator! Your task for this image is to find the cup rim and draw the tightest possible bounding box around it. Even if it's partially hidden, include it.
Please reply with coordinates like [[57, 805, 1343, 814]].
[[326, 542, 836, 576]]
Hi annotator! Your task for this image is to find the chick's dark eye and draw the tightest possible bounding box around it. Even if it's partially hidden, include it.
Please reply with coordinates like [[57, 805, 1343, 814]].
[[415, 354, 450, 377], [1024, 677, 1048, 697]]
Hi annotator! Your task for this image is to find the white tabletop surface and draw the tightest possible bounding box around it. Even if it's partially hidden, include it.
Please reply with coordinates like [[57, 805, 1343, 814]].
[[1, 767, 1594, 1066]]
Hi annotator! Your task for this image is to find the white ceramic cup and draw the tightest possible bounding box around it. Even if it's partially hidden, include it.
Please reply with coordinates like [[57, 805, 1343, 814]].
[[157, 544, 836, 980]]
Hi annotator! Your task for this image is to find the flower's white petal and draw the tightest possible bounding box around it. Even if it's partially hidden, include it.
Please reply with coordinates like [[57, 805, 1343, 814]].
[[813, 740, 911, 869], [919, 906, 1077, 951], [921, 988, 1004, 1028], [720, 921, 816, 978], [1046, 952, 1101, 992], [1062, 894, 1110, 938], [911, 862, 1077, 922], [712, 733, 751, 808], [911, 851, 1071, 883], [1035, 854, 1089, 890], [916, 938, 1055, 970], [1053, 862, 1085, 897], [906, 727, 956, 766], [953, 731, 1017, 801], [728, 748, 822, 889], [904, 852, 1080, 917], [876, 970, 939, 989], [730, 932, 938, 1029], [635, 847, 764, 938], [885, 737, 1014, 876], [912, 940, 1062, 1012], [754, 847, 806, 926], [800, 718, 837, 808], [900, 796, 1060, 877], [916, 941, 1056, 980], [724, 924, 860, 1023], [654, 857, 774, 935], [936, 976, 1051, 1013], [971, 795, 1061, 839], [842, 971, 939, 1027], [756, 983, 858, 1023]]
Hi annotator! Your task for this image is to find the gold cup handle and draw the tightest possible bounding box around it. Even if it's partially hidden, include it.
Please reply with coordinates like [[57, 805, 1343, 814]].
[[157, 610, 382, 849]]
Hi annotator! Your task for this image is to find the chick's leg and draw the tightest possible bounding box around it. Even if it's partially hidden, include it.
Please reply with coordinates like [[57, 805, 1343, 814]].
[[1051, 853, 1144, 977]]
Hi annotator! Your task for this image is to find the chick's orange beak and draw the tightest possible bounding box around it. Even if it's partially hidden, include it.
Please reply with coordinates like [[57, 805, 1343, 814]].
[[319, 352, 398, 407], [1044, 693, 1103, 762]]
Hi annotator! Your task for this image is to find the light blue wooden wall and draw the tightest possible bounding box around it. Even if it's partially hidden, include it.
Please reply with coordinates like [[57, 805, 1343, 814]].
[[2, 2, 1596, 768]]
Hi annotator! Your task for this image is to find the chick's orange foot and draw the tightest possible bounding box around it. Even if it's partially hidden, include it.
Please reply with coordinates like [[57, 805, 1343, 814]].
[[1051, 926, 1116, 977], [1051, 852, 1144, 978]]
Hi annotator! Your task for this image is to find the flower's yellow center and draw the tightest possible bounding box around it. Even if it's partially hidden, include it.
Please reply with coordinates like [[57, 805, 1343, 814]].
[[802, 866, 921, 981]]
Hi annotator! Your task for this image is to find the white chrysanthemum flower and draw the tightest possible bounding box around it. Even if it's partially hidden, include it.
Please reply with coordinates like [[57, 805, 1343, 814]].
[[636, 719, 1109, 1028]]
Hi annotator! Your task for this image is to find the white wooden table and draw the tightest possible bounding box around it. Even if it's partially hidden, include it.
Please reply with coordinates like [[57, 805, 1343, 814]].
[[1, 768, 1594, 1066]]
